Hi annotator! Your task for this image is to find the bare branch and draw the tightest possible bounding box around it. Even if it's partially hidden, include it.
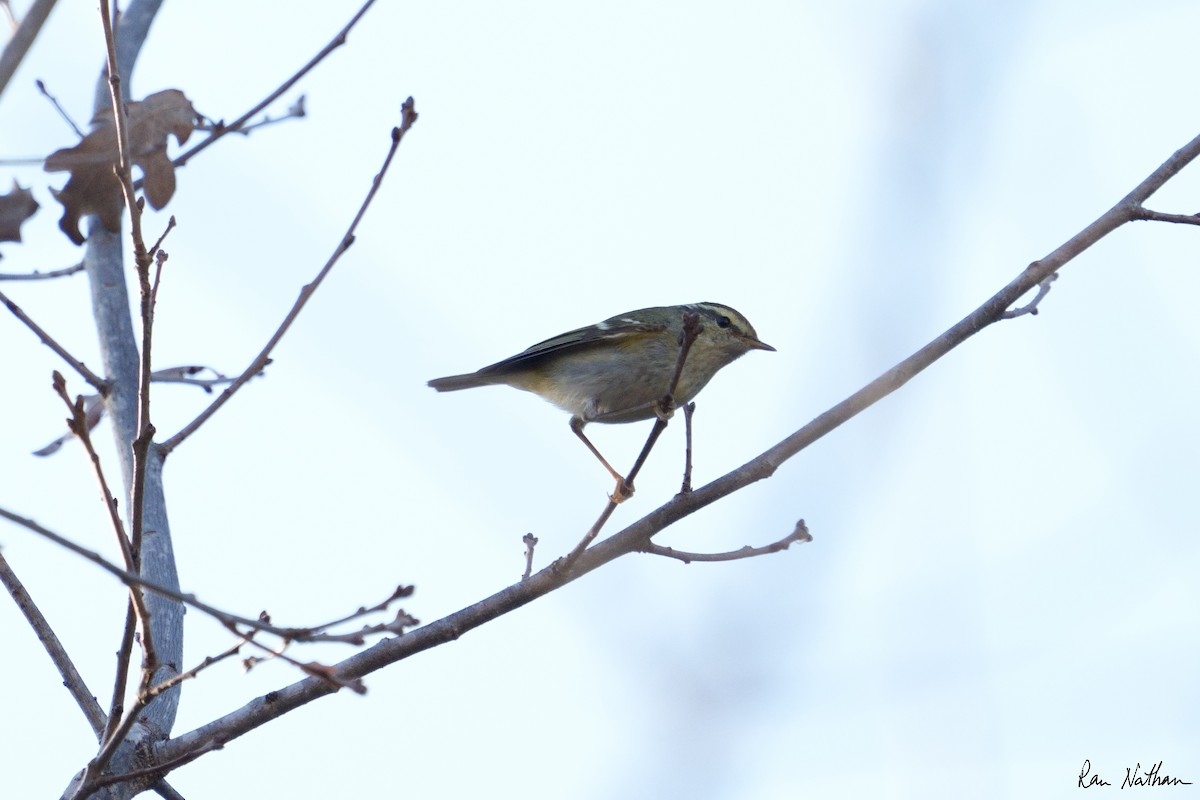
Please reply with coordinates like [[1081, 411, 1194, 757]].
[[0, 551, 107, 735], [0, 261, 85, 281], [0, 504, 417, 645], [195, 94, 306, 138], [0, 0, 58, 103], [150, 129, 1200, 778], [1131, 207, 1200, 226], [51, 373, 135, 570], [168, 2, 375, 171], [160, 101, 419, 455], [0, 287, 107, 389], [641, 520, 812, 563], [51, 370, 159, 748]]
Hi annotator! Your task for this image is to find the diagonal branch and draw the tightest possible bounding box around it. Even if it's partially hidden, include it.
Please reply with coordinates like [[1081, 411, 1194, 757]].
[[0, 287, 107, 390], [0, 551, 107, 735], [160, 101, 419, 455], [166, 0, 376, 173], [0, 0, 58, 102], [152, 127, 1200, 779]]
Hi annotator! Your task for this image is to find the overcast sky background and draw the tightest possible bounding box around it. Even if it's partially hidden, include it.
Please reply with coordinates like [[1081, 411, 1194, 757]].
[[2, 2, 1199, 798]]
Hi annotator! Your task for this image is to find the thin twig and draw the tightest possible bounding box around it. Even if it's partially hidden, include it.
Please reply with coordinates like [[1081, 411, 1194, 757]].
[[0, 287, 107, 390], [0, 503, 417, 646], [98, 0, 148, 264], [1131, 207, 1200, 225], [100, 1, 165, 717], [167, 2, 375, 172], [34, 75, 83, 136], [521, 533, 539, 580], [144, 636, 251, 701], [161, 101, 419, 455], [238, 634, 366, 694], [102, 603, 138, 745], [0, 2, 59, 104], [0, 261, 85, 281], [51, 373, 136, 570], [195, 95, 306, 138], [641, 519, 812, 563], [51, 371, 159, 741], [0, 551, 107, 735]]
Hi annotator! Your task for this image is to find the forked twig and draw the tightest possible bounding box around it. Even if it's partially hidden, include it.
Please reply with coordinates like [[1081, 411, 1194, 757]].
[[642, 519, 812, 563], [167, 1, 375, 172]]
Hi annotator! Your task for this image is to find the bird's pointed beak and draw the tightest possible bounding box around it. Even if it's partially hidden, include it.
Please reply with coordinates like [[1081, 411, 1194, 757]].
[[744, 336, 775, 352]]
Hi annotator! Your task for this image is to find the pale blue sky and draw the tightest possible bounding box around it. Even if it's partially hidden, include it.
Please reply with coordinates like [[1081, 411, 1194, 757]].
[[2, 3, 1198, 799]]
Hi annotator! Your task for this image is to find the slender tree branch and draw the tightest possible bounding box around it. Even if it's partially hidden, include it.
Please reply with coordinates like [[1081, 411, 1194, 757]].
[[0, 287, 107, 389], [194, 94, 306, 138], [160, 101, 419, 455], [69, 4, 179, 797], [97, 6, 164, 745], [145, 636, 251, 700], [153, 129, 1200, 778], [167, 1, 375, 172], [38, 76, 85, 137], [1130, 207, 1200, 225], [102, 604, 138, 744], [0, 261, 85, 281], [0, 551, 107, 735], [51, 373, 135, 570], [0, 504, 418, 647], [641, 519, 812, 563], [0, 0, 58, 102], [98, 0, 149, 264]]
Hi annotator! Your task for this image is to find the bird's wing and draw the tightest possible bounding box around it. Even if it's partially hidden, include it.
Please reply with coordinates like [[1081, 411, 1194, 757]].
[[475, 317, 668, 376]]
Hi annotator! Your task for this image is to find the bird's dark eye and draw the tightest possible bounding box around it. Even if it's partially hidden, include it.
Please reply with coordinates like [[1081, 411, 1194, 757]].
[[716, 315, 732, 329]]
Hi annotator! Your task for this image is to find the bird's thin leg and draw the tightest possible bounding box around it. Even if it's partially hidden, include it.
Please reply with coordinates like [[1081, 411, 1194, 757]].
[[680, 401, 696, 493], [570, 417, 633, 502]]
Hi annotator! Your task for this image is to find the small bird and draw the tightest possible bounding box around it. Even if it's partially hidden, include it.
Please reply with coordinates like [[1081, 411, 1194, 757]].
[[428, 302, 774, 498]]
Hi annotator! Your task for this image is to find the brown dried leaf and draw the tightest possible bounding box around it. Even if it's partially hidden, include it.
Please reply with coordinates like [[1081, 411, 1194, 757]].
[[0, 181, 39, 243], [44, 89, 198, 245]]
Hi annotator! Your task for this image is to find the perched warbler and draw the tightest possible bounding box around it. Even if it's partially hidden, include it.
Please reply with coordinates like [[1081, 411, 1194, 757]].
[[428, 302, 774, 498]]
